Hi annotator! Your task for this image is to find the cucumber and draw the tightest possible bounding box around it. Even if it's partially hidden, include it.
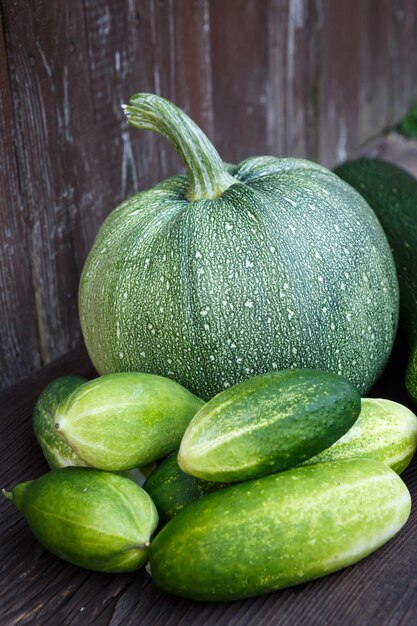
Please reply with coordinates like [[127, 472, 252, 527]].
[[143, 454, 226, 526], [146, 397, 417, 523], [4, 467, 158, 572], [33, 376, 88, 469], [178, 369, 360, 482], [33, 375, 155, 485], [54, 373, 204, 470], [149, 459, 410, 601], [302, 398, 417, 473]]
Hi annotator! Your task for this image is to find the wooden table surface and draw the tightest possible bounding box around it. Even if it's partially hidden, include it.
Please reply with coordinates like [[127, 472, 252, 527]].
[[1, 341, 417, 626]]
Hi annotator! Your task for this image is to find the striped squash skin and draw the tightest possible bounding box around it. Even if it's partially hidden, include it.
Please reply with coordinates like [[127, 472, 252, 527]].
[[149, 459, 411, 601], [335, 159, 417, 402], [79, 95, 398, 401]]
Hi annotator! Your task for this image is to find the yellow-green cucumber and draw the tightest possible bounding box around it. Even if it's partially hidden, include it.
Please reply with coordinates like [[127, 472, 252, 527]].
[[302, 398, 417, 472], [33, 376, 89, 469], [178, 369, 360, 482], [33, 376, 155, 485], [3, 467, 158, 572], [54, 372, 204, 471], [149, 459, 410, 601]]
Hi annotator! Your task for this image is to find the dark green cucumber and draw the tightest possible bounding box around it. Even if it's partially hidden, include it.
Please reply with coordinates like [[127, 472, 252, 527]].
[[178, 369, 361, 482], [149, 459, 410, 601], [144, 454, 227, 525], [335, 159, 417, 402], [145, 397, 417, 523]]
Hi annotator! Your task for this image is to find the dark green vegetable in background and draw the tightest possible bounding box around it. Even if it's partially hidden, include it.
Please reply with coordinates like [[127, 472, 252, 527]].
[[398, 104, 417, 138], [335, 159, 417, 402]]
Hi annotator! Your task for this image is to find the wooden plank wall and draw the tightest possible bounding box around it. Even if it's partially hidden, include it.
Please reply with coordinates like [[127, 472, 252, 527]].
[[1, 0, 417, 391]]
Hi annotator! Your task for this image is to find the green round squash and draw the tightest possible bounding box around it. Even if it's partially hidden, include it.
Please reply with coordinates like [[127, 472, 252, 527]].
[[79, 94, 398, 400]]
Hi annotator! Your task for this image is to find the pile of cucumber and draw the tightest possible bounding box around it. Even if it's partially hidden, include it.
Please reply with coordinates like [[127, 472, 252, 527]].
[[4, 367, 417, 601]]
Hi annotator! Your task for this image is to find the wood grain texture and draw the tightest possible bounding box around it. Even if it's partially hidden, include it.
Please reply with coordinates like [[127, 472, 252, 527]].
[[390, 0, 417, 122], [0, 10, 40, 388], [210, 0, 268, 162], [2, 1, 90, 366], [317, 0, 364, 166], [1, 0, 417, 390], [1, 344, 417, 625]]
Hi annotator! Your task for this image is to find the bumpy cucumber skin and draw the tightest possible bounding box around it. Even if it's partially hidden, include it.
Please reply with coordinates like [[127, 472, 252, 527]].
[[10, 467, 158, 572], [145, 398, 417, 524], [302, 398, 417, 473], [149, 459, 410, 601], [179, 369, 361, 482], [33, 376, 88, 469], [54, 373, 204, 471], [408, 350, 417, 404], [144, 453, 226, 525], [33, 375, 156, 485]]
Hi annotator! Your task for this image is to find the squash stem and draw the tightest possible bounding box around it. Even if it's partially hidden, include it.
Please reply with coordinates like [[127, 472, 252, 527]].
[[123, 93, 236, 201]]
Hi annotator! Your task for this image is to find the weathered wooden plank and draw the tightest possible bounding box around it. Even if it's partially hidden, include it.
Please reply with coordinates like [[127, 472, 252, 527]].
[[209, 0, 268, 163], [81, 0, 144, 206], [390, 0, 417, 122], [126, 0, 175, 187], [318, 0, 364, 166], [170, 0, 214, 141], [2, 0, 96, 364], [357, 0, 392, 143], [266, 0, 288, 158], [0, 11, 40, 391], [267, 0, 322, 160], [129, 0, 214, 185]]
